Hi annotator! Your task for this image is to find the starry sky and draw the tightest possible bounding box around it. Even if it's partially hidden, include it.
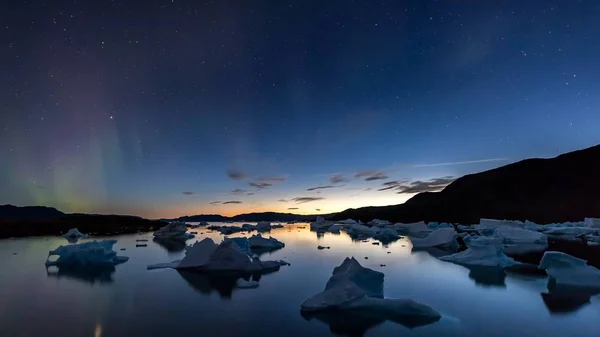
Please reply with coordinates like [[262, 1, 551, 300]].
[[2, 0, 600, 219]]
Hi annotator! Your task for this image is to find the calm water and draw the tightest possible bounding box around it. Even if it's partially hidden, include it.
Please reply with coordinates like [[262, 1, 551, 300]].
[[1, 223, 599, 337]]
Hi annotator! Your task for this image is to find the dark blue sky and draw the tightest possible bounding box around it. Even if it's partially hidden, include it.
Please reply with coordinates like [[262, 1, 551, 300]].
[[2, 0, 600, 218]]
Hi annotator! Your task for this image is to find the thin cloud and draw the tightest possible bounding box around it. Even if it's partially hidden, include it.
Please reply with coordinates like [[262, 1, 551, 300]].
[[288, 207, 299, 210], [249, 181, 272, 189], [292, 197, 325, 204], [330, 173, 349, 184], [227, 169, 246, 180], [223, 201, 243, 204], [397, 176, 456, 194], [209, 201, 221, 205], [356, 170, 389, 181], [232, 188, 246, 195], [246, 192, 255, 195], [257, 176, 286, 183], [277, 199, 288, 202], [182, 191, 195, 195], [307, 185, 336, 191], [377, 180, 408, 191]]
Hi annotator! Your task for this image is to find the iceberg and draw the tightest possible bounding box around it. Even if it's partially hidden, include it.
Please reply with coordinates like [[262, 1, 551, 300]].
[[153, 222, 194, 239], [45, 240, 129, 267], [217, 225, 245, 235], [426, 222, 453, 230], [391, 221, 430, 237], [61, 228, 88, 239], [523, 221, 545, 232], [236, 279, 260, 289], [439, 236, 517, 268], [411, 228, 458, 249], [543, 227, 597, 236], [538, 251, 600, 290], [301, 257, 440, 328], [479, 218, 524, 228], [311, 216, 331, 231], [199, 221, 210, 226], [338, 219, 358, 225], [147, 238, 289, 273], [368, 219, 391, 227], [256, 221, 272, 232], [328, 224, 342, 234], [372, 228, 400, 243], [247, 234, 285, 250], [492, 226, 548, 255]]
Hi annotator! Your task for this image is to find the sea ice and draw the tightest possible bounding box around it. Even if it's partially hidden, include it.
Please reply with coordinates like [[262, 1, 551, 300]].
[[439, 236, 518, 268], [61, 228, 88, 239], [492, 227, 548, 245], [411, 228, 457, 249], [538, 251, 600, 290], [46, 240, 128, 267]]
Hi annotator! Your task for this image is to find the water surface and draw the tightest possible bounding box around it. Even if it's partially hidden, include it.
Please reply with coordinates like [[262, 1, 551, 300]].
[[1, 223, 599, 337]]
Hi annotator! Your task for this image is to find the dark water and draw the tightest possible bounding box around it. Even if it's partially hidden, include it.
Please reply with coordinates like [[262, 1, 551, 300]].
[[1, 223, 599, 337]]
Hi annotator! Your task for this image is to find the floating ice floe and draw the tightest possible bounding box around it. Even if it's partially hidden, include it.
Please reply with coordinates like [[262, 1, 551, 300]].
[[147, 238, 289, 272], [301, 257, 440, 327], [236, 279, 260, 289], [153, 222, 194, 240], [256, 221, 272, 232], [411, 228, 458, 250], [199, 221, 210, 226], [61, 228, 88, 239], [543, 226, 597, 237], [328, 224, 342, 234], [311, 216, 331, 231], [538, 251, 600, 291], [372, 228, 400, 243], [46, 240, 128, 267], [439, 236, 517, 268], [248, 234, 285, 250], [426, 222, 454, 230], [492, 227, 548, 254]]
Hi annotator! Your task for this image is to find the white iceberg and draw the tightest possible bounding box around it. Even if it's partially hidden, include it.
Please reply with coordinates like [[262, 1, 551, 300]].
[[523, 221, 545, 232], [147, 238, 289, 272], [61, 228, 88, 239], [153, 222, 194, 239], [411, 228, 457, 249], [439, 236, 517, 267], [538, 251, 600, 290], [301, 257, 440, 326], [311, 216, 331, 231], [543, 227, 597, 236], [46, 240, 128, 267], [493, 227, 548, 245], [248, 234, 285, 249]]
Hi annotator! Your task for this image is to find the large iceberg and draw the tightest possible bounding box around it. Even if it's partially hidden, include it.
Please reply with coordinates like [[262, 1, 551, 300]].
[[256, 221, 272, 232], [61, 228, 88, 239], [301, 257, 440, 328], [147, 238, 289, 272], [153, 222, 194, 239], [372, 228, 400, 243], [439, 236, 517, 268], [45, 240, 129, 267], [585, 218, 600, 229], [538, 251, 600, 291], [368, 219, 391, 227], [493, 226, 548, 254], [479, 218, 524, 228], [411, 228, 458, 250]]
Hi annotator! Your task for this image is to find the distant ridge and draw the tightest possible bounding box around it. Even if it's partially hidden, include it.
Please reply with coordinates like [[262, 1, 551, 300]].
[[333, 144, 600, 224], [172, 212, 332, 223]]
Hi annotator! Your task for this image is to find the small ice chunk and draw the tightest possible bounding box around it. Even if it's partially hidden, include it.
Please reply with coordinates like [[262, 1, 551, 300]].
[[45, 240, 128, 267], [411, 228, 457, 249], [61, 228, 88, 239], [539, 251, 600, 290], [256, 221, 272, 232], [439, 236, 517, 268]]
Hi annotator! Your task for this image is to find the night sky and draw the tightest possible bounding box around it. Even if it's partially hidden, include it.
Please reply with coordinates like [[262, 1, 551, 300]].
[[2, 1, 600, 218]]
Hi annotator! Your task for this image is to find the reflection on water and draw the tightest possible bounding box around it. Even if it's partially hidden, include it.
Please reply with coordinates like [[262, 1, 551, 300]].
[[153, 237, 188, 252], [1, 223, 600, 337], [46, 265, 116, 284]]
